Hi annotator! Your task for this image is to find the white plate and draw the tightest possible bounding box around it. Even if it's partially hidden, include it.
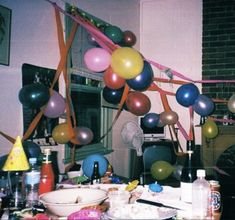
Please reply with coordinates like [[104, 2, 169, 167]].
[[106, 203, 177, 219]]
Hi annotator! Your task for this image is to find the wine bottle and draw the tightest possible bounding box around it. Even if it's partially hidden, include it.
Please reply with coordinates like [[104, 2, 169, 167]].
[[90, 161, 101, 185], [180, 140, 197, 203]]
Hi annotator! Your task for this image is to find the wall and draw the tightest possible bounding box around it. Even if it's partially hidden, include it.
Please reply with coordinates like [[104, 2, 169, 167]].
[[140, 0, 202, 149], [202, 0, 235, 118]]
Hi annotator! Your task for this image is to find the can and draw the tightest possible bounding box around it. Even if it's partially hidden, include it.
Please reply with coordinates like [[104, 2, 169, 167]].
[[209, 180, 221, 218]]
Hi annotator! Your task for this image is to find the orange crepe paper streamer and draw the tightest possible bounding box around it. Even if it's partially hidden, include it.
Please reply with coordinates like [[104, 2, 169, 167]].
[[22, 8, 78, 141]]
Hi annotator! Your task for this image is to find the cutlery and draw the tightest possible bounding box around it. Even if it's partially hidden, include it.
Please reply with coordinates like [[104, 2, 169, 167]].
[[136, 199, 182, 210]]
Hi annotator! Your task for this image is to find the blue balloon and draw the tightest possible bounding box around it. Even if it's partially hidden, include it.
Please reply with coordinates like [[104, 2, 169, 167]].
[[82, 154, 108, 178], [192, 94, 214, 116], [176, 83, 199, 107], [23, 141, 42, 159], [102, 86, 124, 104], [142, 113, 160, 128], [127, 61, 154, 91]]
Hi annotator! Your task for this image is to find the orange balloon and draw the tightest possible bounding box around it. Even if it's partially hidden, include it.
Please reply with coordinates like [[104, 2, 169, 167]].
[[103, 66, 126, 89], [52, 123, 72, 144]]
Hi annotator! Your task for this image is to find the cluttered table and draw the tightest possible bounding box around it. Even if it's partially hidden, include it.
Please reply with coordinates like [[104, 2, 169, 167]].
[[4, 182, 193, 220]]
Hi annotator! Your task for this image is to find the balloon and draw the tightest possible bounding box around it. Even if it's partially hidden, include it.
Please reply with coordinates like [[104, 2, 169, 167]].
[[176, 83, 200, 107], [126, 91, 151, 116], [23, 141, 41, 159], [87, 33, 98, 46], [102, 86, 124, 104], [18, 83, 50, 108], [150, 161, 173, 180], [172, 164, 183, 181], [71, 126, 94, 145], [43, 90, 66, 118], [202, 119, 218, 139], [142, 113, 160, 128], [192, 94, 214, 116], [126, 61, 154, 91], [82, 154, 108, 178], [122, 30, 137, 47], [103, 66, 126, 89], [228, 94, 235, 113], [160, 110, 179, 125], [52, 123, 72, 144], [84, 48, 111, 72], [104, 25, 123, 43], [111, 47, 144, 79]]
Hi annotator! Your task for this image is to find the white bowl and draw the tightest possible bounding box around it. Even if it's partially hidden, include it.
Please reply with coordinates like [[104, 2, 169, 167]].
[[39, 188, 108, 217]]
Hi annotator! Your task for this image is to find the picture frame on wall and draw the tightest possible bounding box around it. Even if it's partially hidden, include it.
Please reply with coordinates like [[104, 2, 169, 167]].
[[0, 4, 11, 66]]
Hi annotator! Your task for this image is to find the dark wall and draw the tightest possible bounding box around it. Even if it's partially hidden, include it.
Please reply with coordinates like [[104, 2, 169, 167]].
[[202, 0, 235, 118]]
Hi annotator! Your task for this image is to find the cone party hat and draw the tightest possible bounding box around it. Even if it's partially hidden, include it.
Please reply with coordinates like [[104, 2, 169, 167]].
[[2, 136, 30, 171]]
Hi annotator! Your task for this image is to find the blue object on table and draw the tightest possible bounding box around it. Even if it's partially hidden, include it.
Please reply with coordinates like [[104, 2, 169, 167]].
[[149, 183, 163, 193]]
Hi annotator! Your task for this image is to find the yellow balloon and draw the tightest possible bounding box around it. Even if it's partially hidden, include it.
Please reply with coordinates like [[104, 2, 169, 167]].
[[202, 119, 218, 139], [111, 47, 144, 79], [52, 122, 72, 144]]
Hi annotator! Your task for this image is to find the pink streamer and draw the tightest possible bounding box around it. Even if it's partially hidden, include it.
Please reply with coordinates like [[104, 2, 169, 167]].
[[176, 121, 190, 141], [147, 59, 235, 84]]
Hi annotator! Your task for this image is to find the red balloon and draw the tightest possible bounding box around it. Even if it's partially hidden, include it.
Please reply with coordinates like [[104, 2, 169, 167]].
[[122, 30, 137, 47], [103, 66, 126, 89], [126, 91, 151, 116]]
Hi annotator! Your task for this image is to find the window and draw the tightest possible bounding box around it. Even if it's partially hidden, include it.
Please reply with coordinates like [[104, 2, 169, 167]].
[[63, 7, 113, 163]]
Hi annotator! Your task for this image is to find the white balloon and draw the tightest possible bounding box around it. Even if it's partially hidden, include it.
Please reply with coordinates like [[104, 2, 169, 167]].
[[228, 94, 235, 113]]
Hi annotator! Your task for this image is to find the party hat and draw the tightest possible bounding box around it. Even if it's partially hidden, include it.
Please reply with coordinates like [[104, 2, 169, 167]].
[[2, 136, 30, 171]]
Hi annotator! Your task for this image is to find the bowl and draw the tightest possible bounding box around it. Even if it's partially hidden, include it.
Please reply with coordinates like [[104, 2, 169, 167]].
[[39, 188, 108, 217]]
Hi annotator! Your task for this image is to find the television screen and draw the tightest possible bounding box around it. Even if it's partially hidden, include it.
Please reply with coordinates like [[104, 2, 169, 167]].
[[139, 117, 166, 141]]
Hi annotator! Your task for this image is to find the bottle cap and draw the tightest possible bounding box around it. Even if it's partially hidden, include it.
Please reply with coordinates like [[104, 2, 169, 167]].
[[29, 158, 37, 164], [197, 169, 206, 177]]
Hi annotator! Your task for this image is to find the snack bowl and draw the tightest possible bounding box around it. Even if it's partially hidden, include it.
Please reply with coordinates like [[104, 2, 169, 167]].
[[39, 188, 107, 217]]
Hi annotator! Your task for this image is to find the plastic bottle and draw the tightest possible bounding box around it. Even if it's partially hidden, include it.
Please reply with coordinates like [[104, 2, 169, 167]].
[[38, 148, 55, 195], [192, 169, 211, 219], [180, 140, 197, 203], [24, 158, 40, 208], [90, 161, 101, 184]]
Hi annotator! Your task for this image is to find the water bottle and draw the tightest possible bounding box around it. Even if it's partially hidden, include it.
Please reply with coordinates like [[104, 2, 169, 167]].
[[192, 169, 211, 219], [24, 158, 40, 208]]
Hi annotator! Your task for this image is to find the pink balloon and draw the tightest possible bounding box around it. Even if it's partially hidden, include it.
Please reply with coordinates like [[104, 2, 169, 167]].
[[43, 90, 66, 118], [84, 48, 111, 72]]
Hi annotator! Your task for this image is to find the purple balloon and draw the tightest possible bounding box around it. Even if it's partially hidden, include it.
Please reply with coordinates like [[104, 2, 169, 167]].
[[192, 94, 214, 116], [43, 91, 66, 118], [143, 113, 160, 128], [73, 126, 94, 145]]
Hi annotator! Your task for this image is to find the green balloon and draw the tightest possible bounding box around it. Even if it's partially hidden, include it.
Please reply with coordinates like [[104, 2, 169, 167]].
[[150, 161, 173, 180], [104, 25, 123, 43], [202, 119, 218, 139]]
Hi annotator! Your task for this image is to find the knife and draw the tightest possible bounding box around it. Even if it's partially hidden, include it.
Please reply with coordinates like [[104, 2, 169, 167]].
[[136, 199, 182, 210]]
